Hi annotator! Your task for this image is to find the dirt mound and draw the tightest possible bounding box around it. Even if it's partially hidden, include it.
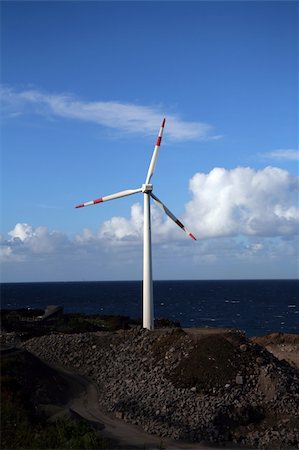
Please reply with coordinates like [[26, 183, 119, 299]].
[[169, 333, 258, 394], [22, 328, 299, 449], [151, 328, 186, 362], [252, 332, 299, 346], [251, 332, 299, 372]]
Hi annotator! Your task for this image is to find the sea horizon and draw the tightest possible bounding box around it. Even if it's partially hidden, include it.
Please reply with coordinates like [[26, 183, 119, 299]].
[[1, 279, 298, 337], [1, 277, 298, 284]]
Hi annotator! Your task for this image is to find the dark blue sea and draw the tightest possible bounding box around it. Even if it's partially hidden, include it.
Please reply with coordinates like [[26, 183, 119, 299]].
[[1, 280, 298, 337]]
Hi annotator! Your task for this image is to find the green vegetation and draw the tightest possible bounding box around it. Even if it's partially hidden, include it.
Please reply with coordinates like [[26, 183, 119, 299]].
[[1, 355, 115, 449], [1, 412, 111, 450]]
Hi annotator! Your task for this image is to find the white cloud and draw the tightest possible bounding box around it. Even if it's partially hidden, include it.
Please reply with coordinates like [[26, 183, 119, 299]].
[[95, 166, 299, 242], [3, 223, 70, 261], [94, 201, 184, 244], [260, 149, 299, 161], [99, 203, 143, 241], [1, 225, 298, 282], [1, 166, 298, 281], [75, 228, 95, 244], [0, 86, 217, 141], [8, 223, 34, 241], [185, 166, 299, 238]]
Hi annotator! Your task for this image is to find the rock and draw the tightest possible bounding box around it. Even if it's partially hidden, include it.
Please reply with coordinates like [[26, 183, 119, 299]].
[[256, 356, 264, 365], [236, 375, 243, 385]]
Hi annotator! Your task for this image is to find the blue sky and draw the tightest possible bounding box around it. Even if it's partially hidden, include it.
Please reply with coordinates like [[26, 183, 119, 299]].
[[1, 1, 298, 282]]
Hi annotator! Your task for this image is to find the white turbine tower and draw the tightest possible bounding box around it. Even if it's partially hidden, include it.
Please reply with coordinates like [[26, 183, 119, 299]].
[[75, 118, 196, 330]]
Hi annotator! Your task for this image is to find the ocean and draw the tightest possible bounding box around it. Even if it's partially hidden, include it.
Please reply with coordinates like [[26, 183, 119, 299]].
[[1, 280, 298, 337]]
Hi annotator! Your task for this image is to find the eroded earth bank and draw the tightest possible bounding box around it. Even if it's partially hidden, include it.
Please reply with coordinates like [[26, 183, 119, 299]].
[[12, 327, 298, 449]]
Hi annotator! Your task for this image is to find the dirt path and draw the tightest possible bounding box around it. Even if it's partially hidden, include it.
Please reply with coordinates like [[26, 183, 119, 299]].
[[48, 363, 244, 450]]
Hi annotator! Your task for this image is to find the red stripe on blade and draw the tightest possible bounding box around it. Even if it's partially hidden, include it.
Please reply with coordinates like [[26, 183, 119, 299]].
[[162, 118, 166, 127], [75, 204, 84, 208], [156, 136, 162, 146], [93, 198, 103, 204], [189, 233, 197, 240]]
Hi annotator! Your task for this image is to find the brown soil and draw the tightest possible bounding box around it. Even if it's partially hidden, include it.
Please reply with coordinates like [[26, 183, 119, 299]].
[[252, 332, 299, 346], [251, 332, 299, 370], [170, 334, 245, 392]]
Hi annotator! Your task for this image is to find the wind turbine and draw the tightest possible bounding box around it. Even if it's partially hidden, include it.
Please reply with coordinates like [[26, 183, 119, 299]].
[[75, 118, 196, 330]]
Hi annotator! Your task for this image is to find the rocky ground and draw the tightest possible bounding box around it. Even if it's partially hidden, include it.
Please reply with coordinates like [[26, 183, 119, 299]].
[[7, 326, 297, 449]]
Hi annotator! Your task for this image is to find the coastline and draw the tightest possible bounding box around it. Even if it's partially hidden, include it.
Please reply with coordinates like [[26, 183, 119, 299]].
[[2, 279, 298, 337]]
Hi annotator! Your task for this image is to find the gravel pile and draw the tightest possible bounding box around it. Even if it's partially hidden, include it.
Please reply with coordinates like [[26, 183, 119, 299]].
[[22, 328, 299, 449]]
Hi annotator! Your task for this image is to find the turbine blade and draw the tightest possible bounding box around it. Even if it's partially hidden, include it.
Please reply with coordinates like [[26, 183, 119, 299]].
[[75, 188, 142, 208], [150, 193, 197, 240], [145, 118, 166, 184]]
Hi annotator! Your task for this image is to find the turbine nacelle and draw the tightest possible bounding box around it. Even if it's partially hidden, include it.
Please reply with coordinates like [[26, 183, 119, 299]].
[[142, 183, 153, 193]]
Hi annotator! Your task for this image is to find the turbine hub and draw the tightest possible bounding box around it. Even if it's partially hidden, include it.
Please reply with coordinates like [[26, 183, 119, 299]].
[[142, 183, 153, 193]]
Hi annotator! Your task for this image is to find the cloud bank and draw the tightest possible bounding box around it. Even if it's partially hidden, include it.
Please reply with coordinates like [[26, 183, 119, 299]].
[[91, 166, 299, 242], [1, 166, 298, 281], [0, 86, 218, 141], [185, 166, 299, 238]]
